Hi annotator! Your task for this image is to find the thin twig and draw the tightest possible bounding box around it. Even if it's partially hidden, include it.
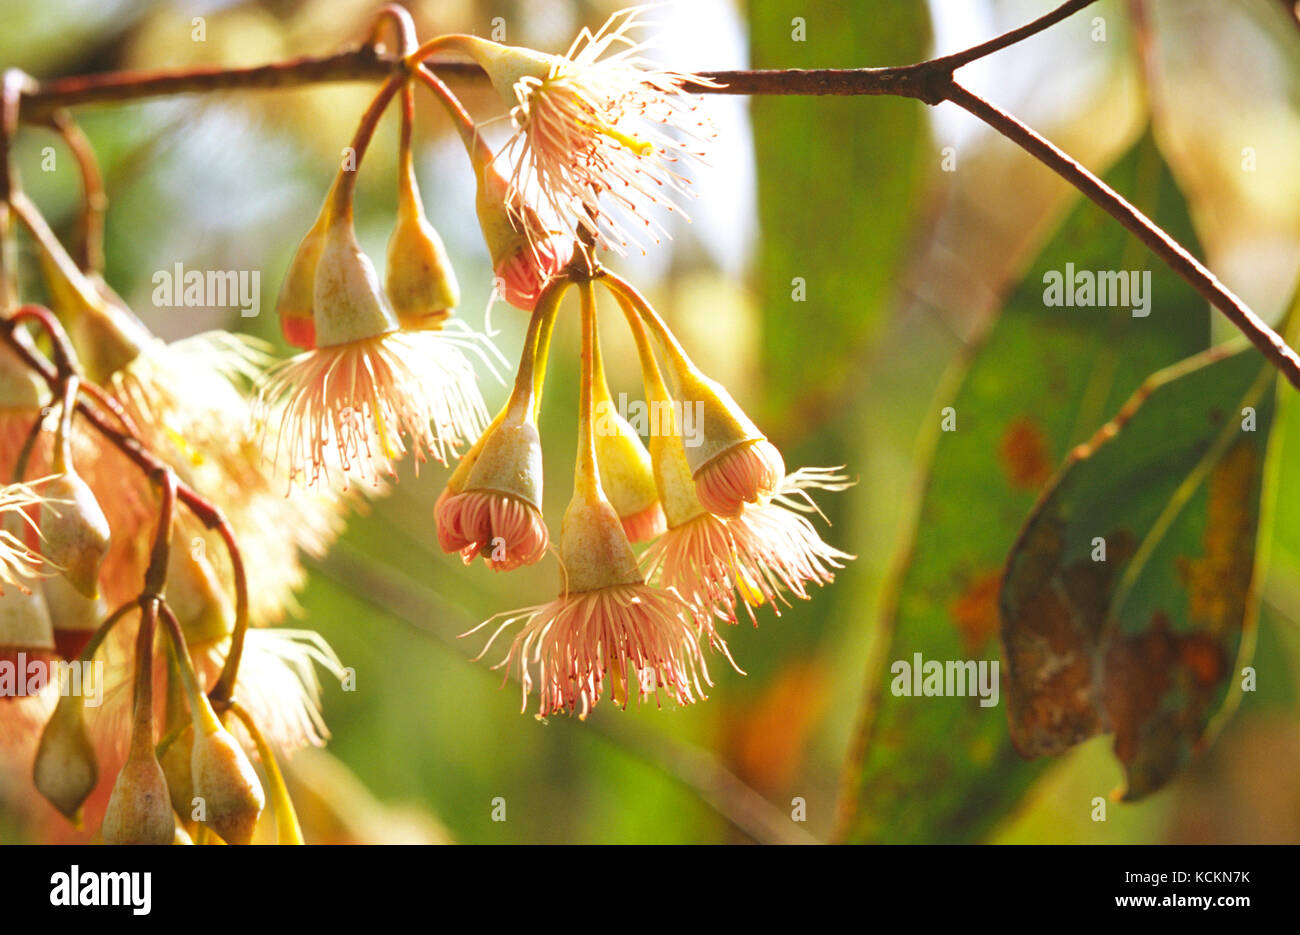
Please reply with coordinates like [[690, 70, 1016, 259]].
[[19, 47, 401, 122], [18, 1, 1100, 116], [0, 310, 251, 706], [944, 80, 1300, 389], [43, 110, 107, 274], [14, 0, 1300, 388], [930, 0, 1100, 71]]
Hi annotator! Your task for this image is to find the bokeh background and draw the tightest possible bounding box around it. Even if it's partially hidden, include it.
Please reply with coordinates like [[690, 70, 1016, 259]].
[[2, 0, 1298, 843]]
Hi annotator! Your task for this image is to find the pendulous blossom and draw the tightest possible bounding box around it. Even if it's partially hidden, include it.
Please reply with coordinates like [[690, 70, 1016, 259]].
[[452, 7, 717, 254], [466, 282, 723, 718], [470, 494, 711, 719], [647, 468, 855, 626], [257, 214, 490, 487], [435, 411, 549, 571], [606, 274, 854, 631], [435, 281, 565, 570]]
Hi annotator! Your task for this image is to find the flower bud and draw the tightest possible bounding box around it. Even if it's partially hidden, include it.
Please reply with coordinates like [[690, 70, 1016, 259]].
[[385, 162, 460, 330], [469, 145, 568, 311], [663, 362, 783, 517], [81, 276, 153, 381], [435, 410, 503, 551], [495, 236, 569, 312], [464, 417, 544, 514], [312, 218, 399, 348], [693, 438, 784, 519], [449, 36, 557, 111], [42, 572, 104, 660], [559, 488, 642, 594], [166, 533, 234, 648], [101, 753, 173, 845], [39, 470, 112, 599], [32, 693, 98, 824], [436, 407, 507, 498], [592, 399, 664, 542], [276, 198, 333, 350], [437, 414, 548, 570], [31, 207, 149, 382], [160, 724, 195, 821], [191, 720, 265, 845]]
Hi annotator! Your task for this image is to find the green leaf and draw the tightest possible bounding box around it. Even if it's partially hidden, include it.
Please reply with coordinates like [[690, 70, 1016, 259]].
[[839, 136, 1210, 843], [749, 0, 931, 429], [1001, 342, 1277, 799]]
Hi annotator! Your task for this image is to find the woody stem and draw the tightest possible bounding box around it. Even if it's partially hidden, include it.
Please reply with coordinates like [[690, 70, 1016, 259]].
[[128, 599, 158, 761], [0, 309, 250, 709]]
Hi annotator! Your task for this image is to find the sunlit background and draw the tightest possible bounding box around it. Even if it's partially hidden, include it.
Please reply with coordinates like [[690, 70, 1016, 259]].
[[2, 0, 1298, 844]]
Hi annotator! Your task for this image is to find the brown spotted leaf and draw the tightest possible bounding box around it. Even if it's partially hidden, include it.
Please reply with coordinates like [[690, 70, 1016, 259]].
[[1002, 343, 1277, 799], [839, 137, 1210, 843]]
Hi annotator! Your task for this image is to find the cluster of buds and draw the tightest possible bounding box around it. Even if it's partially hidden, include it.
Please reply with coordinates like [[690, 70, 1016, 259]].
[[32, 596, 269, 845], [0, 301, 326, 843], [263, 7, 853, 718], [255, 73, 491, 488], [0, 150, 346, 843], [0, 3, 856, 844], [403, 10, 849, 717], [452, 272, 851, 718]]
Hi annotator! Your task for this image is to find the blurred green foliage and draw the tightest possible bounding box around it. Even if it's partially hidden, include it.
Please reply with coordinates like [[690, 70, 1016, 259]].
[[841, 139, 1212, 842]]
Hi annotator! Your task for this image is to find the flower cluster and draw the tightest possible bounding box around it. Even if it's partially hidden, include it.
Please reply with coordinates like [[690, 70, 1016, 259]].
[[413, 11, 852, 718], [0, 4, 853, 844], [0, 275, 344, 844], [0, 117, 349, 845], [253, 77, 492, 488], [453, 273, 851, 719]]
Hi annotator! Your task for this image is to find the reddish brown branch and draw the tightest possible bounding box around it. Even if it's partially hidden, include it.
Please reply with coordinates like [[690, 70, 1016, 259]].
[[0, 310, 251, 705], [18, 1, 1102, 116], [931, 0, 1100, 71], [43, 111, 106, 273], [19, 53, 955, 111], [19, 46, 404, 122], [945, 80, 1300, 389]]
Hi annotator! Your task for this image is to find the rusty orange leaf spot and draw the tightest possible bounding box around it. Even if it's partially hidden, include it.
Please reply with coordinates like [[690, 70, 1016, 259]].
[[949, 568, 1002, 654], [1178, 441, 1258, 637], [1180, 636, 1226, 687], [999, 417, 1053, 490]]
